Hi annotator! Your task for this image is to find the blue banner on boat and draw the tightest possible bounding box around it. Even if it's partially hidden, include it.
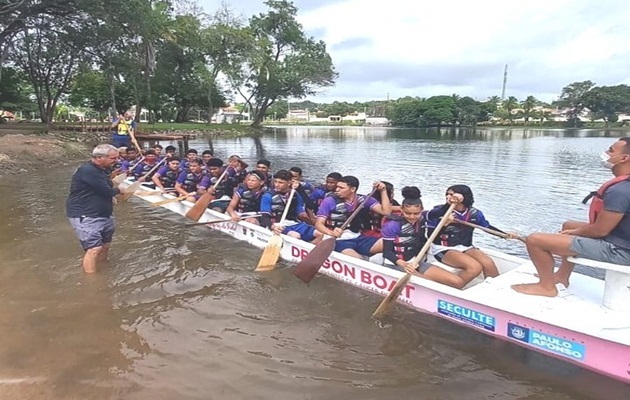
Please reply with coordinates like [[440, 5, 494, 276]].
[[507, 323, 585, 362], [437, 300, 495, 331]]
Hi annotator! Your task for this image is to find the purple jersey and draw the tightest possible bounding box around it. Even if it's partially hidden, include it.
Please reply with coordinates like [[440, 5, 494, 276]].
[[317, 195, 378, 220]]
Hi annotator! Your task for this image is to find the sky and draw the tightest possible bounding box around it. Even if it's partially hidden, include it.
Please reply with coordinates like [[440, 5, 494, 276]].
[[198, 0, 630, 104]]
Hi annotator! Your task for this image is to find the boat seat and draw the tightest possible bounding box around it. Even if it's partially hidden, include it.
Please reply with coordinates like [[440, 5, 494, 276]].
[[568, 256, 630, 311]]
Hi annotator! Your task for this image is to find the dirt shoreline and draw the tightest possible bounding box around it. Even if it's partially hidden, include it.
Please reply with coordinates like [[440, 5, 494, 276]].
[[0, 130, 114, 178]]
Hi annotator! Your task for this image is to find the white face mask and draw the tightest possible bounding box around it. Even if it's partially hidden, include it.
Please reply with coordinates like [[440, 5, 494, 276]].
[[600, 151, 614, 169]]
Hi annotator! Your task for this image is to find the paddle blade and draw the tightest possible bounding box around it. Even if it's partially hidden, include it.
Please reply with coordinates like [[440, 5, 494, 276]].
[[112, 173, 127, 186], [372, 273, 412, 319], [254, 234, 283, 272], [185, 192, 214, 221], [292, 237, 336, 283], [151, 195, 186, 207], [121, 180, 142, 201]]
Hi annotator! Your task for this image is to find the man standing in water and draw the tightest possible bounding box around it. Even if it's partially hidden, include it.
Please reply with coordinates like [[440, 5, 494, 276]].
[[66, 144, 128, 273], [513, 138, 630, 296]]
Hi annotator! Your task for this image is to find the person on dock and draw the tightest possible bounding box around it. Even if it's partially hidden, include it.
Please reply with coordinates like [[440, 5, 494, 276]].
[[315, 176, 391, 259], [111, 112, 136, 147], [66, 144, 131, 273], [260, 170, 323, 243], [152, 156, 181, 192], [382, 186, 465, 288], [513, 138, 630, 297], [175, 158, 205, 202], [425, 185, 507, 283], [226, 171, 268, 224]]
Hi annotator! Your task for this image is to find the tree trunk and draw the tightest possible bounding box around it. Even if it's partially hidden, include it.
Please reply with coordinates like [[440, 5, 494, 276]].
[[145, 72, 153, 124], [175, 107, 190, 123], [207, 85, 213, 125], [107, 70, 117, 118]]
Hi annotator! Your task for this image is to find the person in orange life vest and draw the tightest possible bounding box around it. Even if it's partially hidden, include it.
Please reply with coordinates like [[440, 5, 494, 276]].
[[381, 186, 466, 288], [513, 138, 630, 297], [425, 185, 513, 283]]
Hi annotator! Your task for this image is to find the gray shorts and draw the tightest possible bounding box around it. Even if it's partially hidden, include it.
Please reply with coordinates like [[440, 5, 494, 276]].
[[69, 216, 115, 250], [570, 237, 630, 266]]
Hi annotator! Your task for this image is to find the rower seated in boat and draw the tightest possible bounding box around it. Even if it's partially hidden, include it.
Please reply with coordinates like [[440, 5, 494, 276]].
[[260, 170, 323, 243], [132, 149, 159, 182], [226, 171, 268, 224], [174, 158, 205, 202], [425, 185, 513, 285], [315, 176, 391, 259], [382, 187, 472, 289], [180, 149, 198, 171], [309, 172, 341, 216], [152, 156, 181, 192], [363, 181, 400, 238], [120, 147, 140, 173], [198, 158, 230, 212]]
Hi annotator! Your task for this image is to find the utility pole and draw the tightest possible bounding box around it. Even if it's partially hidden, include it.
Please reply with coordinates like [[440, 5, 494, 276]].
[[500, 64, 508, 101]]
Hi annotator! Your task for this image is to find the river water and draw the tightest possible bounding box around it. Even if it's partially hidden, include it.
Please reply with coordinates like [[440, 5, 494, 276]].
[[0, 127, 628, 399]]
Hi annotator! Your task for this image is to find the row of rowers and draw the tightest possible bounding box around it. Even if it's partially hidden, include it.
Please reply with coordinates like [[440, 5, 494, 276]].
[[117, 144, 513, 290]]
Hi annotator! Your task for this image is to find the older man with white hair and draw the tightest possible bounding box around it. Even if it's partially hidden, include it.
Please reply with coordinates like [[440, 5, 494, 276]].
[[66, 144, 129, 273]]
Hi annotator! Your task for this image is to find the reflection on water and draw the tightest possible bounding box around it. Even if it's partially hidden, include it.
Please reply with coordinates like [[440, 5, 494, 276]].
[[0, 127, 628, 399]]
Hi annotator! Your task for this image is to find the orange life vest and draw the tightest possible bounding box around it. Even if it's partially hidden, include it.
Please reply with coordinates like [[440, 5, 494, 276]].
[[583, 175, 630, 223]]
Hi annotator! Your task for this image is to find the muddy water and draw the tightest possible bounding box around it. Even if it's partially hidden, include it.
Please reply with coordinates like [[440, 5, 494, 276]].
[[0, 127, 628, 399]]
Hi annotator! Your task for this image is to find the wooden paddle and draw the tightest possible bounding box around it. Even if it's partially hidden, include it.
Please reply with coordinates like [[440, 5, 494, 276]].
[[120, 158, 168, 201], [372, 202, 457, 319], [151, 195, 188, 207], [255, 188, 296, 272], [111, 156, 146, 185], [455, 220, 527, 243], [185, 168, 229, 221], [292, 187, 378, 283]]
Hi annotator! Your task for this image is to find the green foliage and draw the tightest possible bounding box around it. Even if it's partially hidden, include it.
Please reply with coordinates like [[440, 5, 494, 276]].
[[0, 67, 32, 111], [582, 85, 630, 126], [228, 0, 337, 126], [556, 80, 595, 127]]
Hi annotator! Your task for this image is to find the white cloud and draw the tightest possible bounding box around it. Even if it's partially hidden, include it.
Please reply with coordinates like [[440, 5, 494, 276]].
[[199, 0, 630, 103]]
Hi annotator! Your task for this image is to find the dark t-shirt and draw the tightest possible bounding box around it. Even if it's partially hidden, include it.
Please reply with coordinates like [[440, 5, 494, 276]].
[[603, 180, 630, 249], [66, 162, 120, 218]]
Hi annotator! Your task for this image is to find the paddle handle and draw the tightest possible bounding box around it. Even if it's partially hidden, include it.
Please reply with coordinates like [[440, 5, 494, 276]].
[[338, 187, 378, 231], [455, 220, 526, 243], [277, 188, 296, 225], [410, 202, 458, 268], [143, 156, 167, 177], [204, 167, 229, 194], [128, 156, 146, 171]]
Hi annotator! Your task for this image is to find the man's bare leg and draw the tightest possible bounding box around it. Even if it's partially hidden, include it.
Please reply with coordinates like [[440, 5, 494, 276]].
[[83, 247, 102, 274], [99, 243, 111, 262], [512, 233, 577, 297]]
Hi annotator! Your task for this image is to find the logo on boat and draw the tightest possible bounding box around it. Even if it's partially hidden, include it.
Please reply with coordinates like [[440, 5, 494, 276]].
[[507, 323, 585, 362], [437, 300, 495, 332]]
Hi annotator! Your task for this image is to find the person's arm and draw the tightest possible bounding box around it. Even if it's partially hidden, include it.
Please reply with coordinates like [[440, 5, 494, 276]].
[[565, 184, 630, 238], [370, 181, 391, 215], [79, 166, 120, 197], [174, 171, 190, 196], [226, 192, 241, 221], [295, 182, 317, 211], [314, 197, 339, 236], [111, 117, 120, 129]]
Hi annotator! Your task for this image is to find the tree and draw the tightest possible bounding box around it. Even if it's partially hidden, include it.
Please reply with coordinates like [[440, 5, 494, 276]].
[[423, 95, 456, 127], [0, 66, 31, 111], [501, 96, 519, 123], [68, 69, 135, 114], [265, 99, 288, 119], [583, 85, 630, 127], [229, 0, 337, 127], [455, 96, 482, 126], [520, 95, 538, 125], [386, 97, 425, 127], [11, 19, 82, 124], [556, 80, 595, 127]]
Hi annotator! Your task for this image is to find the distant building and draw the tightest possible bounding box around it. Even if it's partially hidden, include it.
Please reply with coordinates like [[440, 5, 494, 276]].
[[212, 106, 249, 124]]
